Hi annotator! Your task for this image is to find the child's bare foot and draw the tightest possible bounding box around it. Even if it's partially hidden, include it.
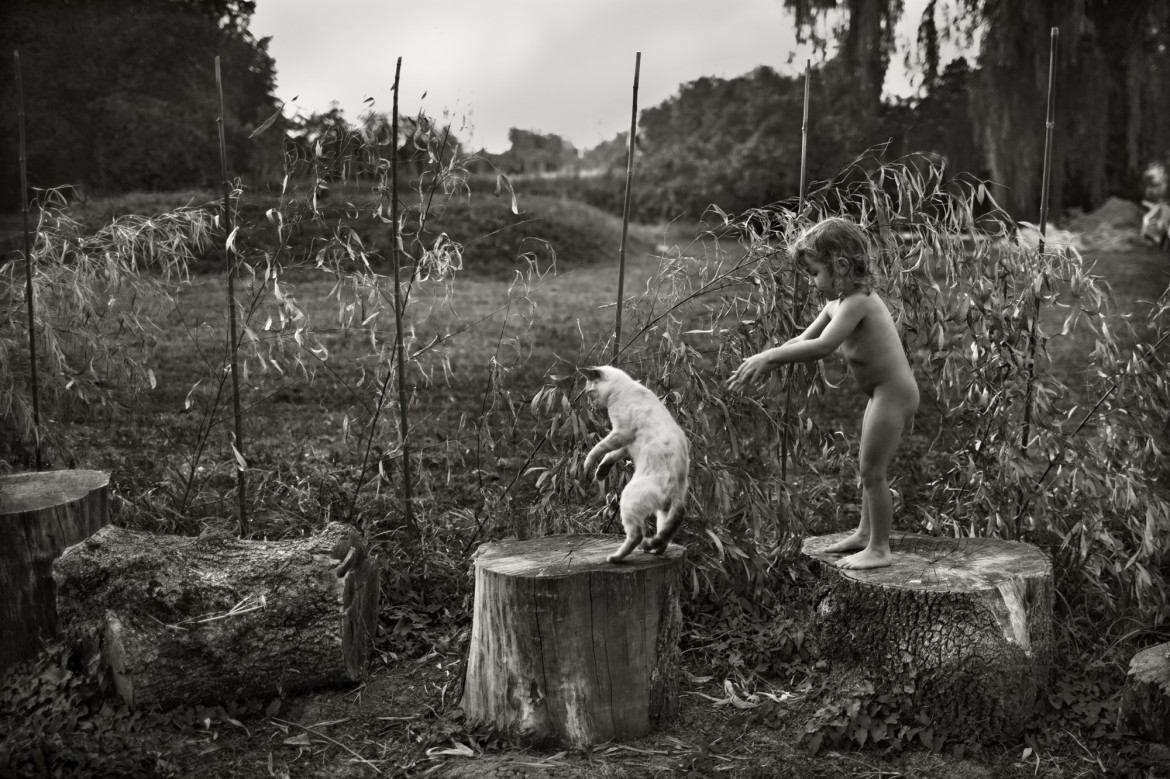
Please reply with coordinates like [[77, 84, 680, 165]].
[[825, 531, 869, 554], [836, 547, 892, 570]]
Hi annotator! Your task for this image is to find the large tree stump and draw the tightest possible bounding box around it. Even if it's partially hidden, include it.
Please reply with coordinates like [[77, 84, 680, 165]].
[[461, 535, 685, 749], [0, 469, 110, 673], [1120, 642, 1170, 744], [802, 532, 1053, 743], [53, 521, 380, 709]]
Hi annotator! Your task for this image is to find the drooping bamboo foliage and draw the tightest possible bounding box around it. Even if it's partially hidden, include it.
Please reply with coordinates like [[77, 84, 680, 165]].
[[529, 145, 1170, 627], [215, 55, 249, 536], [14, 51, 42, 470], [613, 52, 641, 363]]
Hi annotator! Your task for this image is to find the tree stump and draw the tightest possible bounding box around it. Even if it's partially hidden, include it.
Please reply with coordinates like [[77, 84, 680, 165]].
[[53, 521, 381, 709], [1120, 642, 1170, 744], [801, 532, 1053, 743], [0, 469, 110, 673], [461, 535, 686, 749]]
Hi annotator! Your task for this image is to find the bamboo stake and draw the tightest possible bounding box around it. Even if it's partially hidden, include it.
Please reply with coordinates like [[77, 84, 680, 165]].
[[1020, 27, 1058, 457], [215, 56, 249, 536], [14, 51, 42, 470], [348, 58, 419, 534], [613, 52, 641, 363], [388, 57, 416, 531], [797, 60, 810, 216], [780, 59, 812, 481]]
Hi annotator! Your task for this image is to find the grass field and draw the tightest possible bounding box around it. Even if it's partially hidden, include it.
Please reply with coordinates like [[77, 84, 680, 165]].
[[36, 187, 732, 533]]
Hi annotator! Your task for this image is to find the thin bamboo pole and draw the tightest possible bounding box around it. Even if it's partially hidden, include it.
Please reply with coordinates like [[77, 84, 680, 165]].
[[613, 52, 641, 363], [347, 58, 419, 534], [389, 57, 416, 531], [1020, 27, 1058, 457], [215, 56, 249, 535], [780, 59, 812, 481], [14, 51, 42, 470], [797, 60, 810, 216]]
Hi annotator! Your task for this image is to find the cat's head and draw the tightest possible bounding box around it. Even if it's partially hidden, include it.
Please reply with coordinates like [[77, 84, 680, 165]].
[[580, 365, 632, 410]]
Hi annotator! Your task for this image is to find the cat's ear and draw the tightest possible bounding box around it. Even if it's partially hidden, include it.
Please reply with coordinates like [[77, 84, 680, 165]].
[[580, 366, 603, 382]]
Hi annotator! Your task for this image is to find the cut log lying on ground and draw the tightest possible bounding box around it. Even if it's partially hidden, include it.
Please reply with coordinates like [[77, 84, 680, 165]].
[[801, 532, 1053, 744], [461, 534, 685, 748], [53, 521, 380, 709], [0, 469, 110, 673], [1121, 641, 1170, 744]]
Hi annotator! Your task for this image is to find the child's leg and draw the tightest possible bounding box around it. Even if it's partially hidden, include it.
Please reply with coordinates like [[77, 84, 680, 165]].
[[837, 383, 916, 570], [825, 400, 874, 554]]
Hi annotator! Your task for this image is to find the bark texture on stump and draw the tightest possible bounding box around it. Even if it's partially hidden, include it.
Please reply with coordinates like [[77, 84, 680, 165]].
[[53, 521, 380, 709], [461, 535, 685, 749], [0, 469, 110, 673], [802, 532, 1053, 743], [1121, 642, 1170, 744]]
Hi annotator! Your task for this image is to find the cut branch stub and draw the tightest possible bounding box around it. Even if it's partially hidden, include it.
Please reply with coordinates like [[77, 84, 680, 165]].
[[461, 534, 685, 748], [801, 531, 1053, 743]]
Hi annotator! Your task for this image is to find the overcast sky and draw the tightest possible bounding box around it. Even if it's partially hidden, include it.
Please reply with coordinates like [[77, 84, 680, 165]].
[[250, 0, 930, 154]]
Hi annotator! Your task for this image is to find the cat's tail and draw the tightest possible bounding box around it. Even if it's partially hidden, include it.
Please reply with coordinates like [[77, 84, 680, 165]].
[[642, 499, 685, 554]]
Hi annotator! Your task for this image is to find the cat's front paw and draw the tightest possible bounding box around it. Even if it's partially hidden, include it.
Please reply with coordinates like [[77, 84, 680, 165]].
[[594, 460, 614, 481], [606, 553, 626, 564]]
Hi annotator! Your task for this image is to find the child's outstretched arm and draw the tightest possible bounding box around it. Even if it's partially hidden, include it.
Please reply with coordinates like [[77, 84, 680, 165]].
[[727, 299, 864, 391]]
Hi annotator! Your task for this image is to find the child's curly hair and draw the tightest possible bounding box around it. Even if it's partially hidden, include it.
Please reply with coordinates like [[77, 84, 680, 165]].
[[790, 217, 872, 298]]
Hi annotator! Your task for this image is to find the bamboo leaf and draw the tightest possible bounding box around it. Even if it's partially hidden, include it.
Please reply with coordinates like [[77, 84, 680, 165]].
[[495, 173, 519, 214], [248, 103, 284, 139], [231, 442, 248, 472]]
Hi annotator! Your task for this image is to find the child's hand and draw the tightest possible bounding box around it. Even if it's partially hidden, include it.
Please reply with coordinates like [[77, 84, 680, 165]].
[[727, 353, 772, 391]]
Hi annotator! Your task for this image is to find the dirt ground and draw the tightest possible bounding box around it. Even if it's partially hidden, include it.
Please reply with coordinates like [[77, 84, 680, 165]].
[[162, 655, 968, 779], [125, 649, 1165, 779]]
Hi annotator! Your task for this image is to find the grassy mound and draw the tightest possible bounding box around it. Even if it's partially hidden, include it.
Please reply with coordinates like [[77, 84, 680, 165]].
[[4, 185, 659, 283]]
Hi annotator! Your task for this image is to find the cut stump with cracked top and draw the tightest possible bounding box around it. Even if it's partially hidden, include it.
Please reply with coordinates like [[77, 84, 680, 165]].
[[0, 469, 110, 673], [461, 534, 685, 749], [802, 532, 1053, 743], [1121, 641, 1170, 744]]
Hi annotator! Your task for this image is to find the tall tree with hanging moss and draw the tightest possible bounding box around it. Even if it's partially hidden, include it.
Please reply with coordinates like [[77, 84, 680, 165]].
[[787, 0, 1170, 216]]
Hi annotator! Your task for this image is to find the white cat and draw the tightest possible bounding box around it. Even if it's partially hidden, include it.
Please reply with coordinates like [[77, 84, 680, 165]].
[[581, 366, 690, 563]]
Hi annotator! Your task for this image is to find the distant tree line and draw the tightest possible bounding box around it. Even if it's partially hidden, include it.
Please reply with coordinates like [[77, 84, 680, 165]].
[[3, 0, 1166, 222], [0, 0, 282, 210]]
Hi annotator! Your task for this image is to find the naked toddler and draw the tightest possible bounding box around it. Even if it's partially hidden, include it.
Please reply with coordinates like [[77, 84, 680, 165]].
[[726, 217, 919, 569]]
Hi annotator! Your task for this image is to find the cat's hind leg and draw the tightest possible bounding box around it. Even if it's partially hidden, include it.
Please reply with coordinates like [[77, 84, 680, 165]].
[[641, 501, 683, 554], [608, 477, 658, 563]]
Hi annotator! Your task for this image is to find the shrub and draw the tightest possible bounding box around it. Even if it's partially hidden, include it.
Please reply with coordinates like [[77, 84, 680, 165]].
[[0, 189, 214, 468], [522, 148, 1170, 635]]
